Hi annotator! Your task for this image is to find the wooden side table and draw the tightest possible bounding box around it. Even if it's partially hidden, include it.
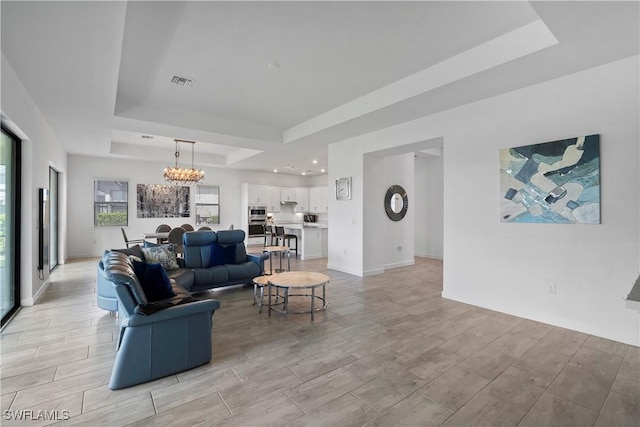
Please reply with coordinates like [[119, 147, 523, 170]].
[[262, 245, 291, 275]]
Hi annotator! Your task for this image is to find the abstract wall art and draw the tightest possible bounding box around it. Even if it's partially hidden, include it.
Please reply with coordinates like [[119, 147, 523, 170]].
[[499, 134, 600, 224], [137, 184, 190, 218]]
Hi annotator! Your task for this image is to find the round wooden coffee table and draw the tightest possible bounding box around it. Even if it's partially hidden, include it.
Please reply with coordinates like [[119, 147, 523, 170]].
[[267, 271, 329, 321]]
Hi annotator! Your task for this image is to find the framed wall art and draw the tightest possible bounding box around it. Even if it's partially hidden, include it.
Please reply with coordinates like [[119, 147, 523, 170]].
[[137, 184, 190, 218], [499, 134, 600, 224]]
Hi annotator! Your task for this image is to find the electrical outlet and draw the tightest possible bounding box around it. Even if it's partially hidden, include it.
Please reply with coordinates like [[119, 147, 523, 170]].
[[547, 284, 556, 294]]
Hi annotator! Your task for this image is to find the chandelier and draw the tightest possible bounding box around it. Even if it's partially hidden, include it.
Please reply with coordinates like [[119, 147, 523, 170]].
[[163, 139, 205, 185]]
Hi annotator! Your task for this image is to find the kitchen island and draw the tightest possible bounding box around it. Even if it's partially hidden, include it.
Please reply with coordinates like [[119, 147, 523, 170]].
[[278, 223, 328, 260]]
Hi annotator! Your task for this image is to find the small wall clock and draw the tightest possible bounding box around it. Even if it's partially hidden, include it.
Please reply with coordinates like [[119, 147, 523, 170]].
[[335, 177, 352, 200]]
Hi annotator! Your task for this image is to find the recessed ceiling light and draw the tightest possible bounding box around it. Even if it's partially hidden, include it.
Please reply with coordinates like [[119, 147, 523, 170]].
[[273, 169, 278, 173], [268, 62, 280, 70], [312, 159, 318, 164]]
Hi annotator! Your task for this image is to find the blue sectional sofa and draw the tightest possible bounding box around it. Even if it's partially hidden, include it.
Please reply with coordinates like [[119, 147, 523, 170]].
[[97, 229, 268, 312], [182, 229, 268, 291], [96, 229, 268, 389], [103, 251, 221, 389]]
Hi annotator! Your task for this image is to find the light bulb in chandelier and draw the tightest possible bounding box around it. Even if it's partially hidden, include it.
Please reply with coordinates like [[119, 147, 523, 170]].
[[163, 139, 205, 185]]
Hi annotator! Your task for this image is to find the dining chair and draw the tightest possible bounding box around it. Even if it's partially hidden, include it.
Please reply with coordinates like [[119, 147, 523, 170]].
[[155, 224, 171, 243], [274, 226, 297, 256], [180, 224, 194, 231], [120, 228, 145, 248], [168, 227, 186, 256]]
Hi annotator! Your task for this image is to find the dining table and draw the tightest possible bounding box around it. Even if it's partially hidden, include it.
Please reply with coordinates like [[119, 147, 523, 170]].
[[141, 232, 169, 244]]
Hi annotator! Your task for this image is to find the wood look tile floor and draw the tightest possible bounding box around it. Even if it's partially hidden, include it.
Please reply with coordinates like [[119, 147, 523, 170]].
[[1, 257, 639, 427]]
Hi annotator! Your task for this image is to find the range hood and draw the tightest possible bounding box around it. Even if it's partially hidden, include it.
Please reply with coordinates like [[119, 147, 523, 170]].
[[280, 200, 298, 205]]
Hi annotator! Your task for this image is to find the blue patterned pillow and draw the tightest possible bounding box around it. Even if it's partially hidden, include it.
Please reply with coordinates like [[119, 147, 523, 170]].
[[142, 244, 179, 271], [131, 260, 176, 302]]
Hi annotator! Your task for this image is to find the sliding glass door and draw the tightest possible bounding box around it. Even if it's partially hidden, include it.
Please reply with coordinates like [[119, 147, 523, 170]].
[[49, 167, 59, 271], [0, 126, 21, 327]]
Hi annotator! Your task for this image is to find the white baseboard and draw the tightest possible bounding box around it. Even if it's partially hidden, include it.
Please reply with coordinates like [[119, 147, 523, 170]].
[[414, 252, 443, 260], [442, 289, 640, 347], [23, 277, 51, 306], [384, 259, 415, 270], [326, 263, 362, 277], [363, 268, 385, 277]]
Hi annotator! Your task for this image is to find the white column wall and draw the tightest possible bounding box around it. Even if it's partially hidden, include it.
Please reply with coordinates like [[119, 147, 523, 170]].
[[363, 155, 385, 275], [328, 55, 639, 345], [327, 144, 364, 276], [414, 155, 444, 259]]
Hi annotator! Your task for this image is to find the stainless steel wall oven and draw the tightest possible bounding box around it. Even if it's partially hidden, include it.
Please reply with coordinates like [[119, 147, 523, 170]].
[[248, 205, 267, 237]]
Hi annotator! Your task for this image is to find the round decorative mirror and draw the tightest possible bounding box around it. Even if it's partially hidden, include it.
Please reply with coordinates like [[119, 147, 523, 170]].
[[384, 185, 408, 221]]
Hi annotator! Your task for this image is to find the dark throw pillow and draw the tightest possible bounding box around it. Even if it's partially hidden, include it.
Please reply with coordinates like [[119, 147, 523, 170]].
[[210, 242, 237, 266], [131, 259, 176, 302]]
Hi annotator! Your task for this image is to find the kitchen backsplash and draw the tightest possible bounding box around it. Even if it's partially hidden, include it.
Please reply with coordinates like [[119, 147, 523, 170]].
[[268, 204, 328, 224]]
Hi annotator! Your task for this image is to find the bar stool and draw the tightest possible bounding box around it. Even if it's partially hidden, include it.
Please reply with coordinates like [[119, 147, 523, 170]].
[[274, 226, 298, 257], [263, 224, 275, 247]]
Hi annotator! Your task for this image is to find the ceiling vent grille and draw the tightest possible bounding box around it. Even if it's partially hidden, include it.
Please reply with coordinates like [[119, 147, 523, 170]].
[[170, 75, 194, 87]]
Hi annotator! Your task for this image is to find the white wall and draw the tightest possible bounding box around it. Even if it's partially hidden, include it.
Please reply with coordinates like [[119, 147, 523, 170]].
[[363, 155, 385, 275], [414, 154, 444, 259], [327, 144, 363, 276], [328, 55, 640, 346], [363, 152, 418, 275], [1, 54, 68, 305], [382, 153, 415, 270], [67, 155, 310, 258]]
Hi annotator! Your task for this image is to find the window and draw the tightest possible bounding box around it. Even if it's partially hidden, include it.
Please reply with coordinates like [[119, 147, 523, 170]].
[[195, 185, 220, 225], [1, 126, 21, 327], [94, 180, 129, 227], [49, 167, 59, 271]]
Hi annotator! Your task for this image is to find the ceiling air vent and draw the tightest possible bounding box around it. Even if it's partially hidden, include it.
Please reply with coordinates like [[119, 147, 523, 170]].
[[170, 75, 194, 87]]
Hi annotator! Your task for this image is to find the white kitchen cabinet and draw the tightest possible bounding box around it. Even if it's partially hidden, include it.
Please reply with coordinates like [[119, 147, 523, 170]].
[[280, 187, 296, 203], [267, 186, 280, 213], [248, 184, 269, 205], [294, 187, 309, 212], [309, 187, 321, 213], [309, 186, 329, 213]]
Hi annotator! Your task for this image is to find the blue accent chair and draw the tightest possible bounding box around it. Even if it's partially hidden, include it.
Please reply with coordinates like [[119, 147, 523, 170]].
[[102, 251, 220, 390]]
